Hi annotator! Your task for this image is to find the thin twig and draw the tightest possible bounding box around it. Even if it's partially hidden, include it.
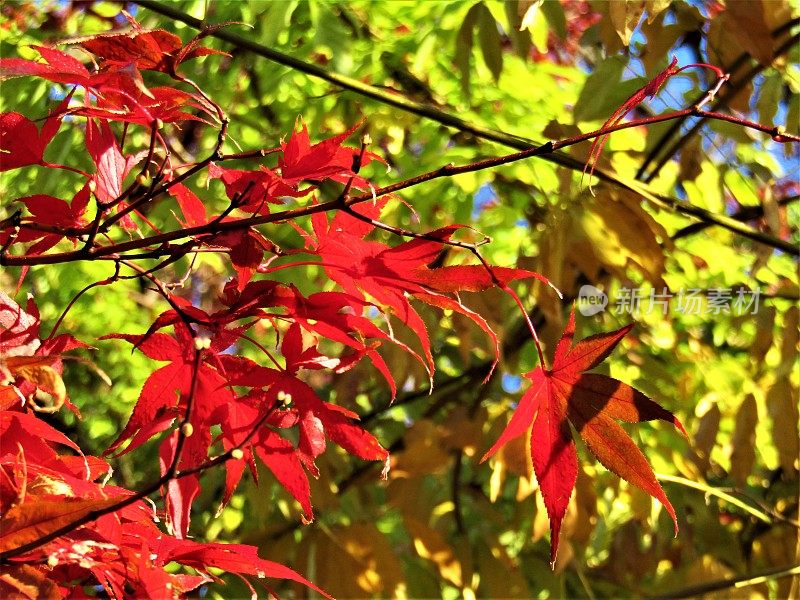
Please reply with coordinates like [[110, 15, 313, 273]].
[[640, 29, 800, 182]]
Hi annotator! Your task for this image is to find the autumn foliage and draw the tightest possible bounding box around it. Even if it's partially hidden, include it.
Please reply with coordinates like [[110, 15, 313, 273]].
[[0, 3, 797, 598]]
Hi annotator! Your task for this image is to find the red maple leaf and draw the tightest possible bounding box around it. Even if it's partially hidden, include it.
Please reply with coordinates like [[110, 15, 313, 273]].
[[0, 93, 73, 172], [0, 293, 86, 413], [70, 13, 228, 74], [220, 280, 418, 397], [279, 119, 384, 187], [208, 163, 301, 214], [167, 183, 207, 227], [12, 184, 91, 289], [215, 325, 389, 521], [0, 45, 96, 87], [0, 404, 330, 599], [85, 120, 145, 204], [77, 82, 212, 125], [102, 325, 237, 537], [312, 208, 549, 380], [0, 43, 215, 126], [481, 309, 687, 566]]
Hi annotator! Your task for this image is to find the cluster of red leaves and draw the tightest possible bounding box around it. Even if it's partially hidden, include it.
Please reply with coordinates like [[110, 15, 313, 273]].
[[0, 11, 690, 597], [0, 294, 330, 599]]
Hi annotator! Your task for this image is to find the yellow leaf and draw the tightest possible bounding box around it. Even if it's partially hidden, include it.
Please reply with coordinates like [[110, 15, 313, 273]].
[[644, 0, 671, 23], [729, 395, 758, 486], [766, 379, 799, 472], [691, 400, 720, 473], [297, 524, 404, 598], [578, 188, 668, 285], [475, 539, 528, 597], [441, 406, 485, 457], [518, 0, 543, 32], [609, 0, 646, 47], [391, 420, 450, 477], [405, 516, 462, 587], [725, 0, 775, 65], [2, 356, 66, 413], [750, 306, 776, 367]]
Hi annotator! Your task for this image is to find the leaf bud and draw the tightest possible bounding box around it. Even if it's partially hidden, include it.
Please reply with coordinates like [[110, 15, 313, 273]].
[[194, 336, 211, 350], [277, 390, 293, 407]]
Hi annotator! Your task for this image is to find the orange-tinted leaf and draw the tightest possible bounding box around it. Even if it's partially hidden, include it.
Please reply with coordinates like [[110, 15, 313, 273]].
[[0, 497, 121, 553], [71, 14, 228, 74], [482, 308, 685, 566], [0, 564, 60, 600]]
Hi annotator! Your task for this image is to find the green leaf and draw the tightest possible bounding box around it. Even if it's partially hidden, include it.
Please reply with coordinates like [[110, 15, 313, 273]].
[[756, 72, 782, 127], [573, 56, 647, 123], [504, 0, 532, 59], [477, 3, 504, 82], [540, 0, 567, 39], [455, 3, 482, 98]]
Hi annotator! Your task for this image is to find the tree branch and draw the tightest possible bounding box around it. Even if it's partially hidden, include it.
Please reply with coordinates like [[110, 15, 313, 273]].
[[672, 195, 799, 240], [4, 99, 797, 270], [126, 0, 798, 254], [651, 563, 800, 599], [638, 25, 799, 182]]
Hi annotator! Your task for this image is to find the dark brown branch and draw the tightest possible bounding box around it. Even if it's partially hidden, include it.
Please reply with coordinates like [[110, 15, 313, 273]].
[[3, 101, 797, 269], [651, 563, 800, 599], [672, 195, 799, 240]]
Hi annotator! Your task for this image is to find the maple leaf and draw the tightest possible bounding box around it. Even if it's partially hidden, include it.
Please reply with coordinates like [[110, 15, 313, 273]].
[[481, 309, 687, 566], [77, 83, 212, 125], [214, 395, 314, 521], [167, 183, 207, 227], [103, 327, 235, 451], [279, 119, 384, 187], [312, 209, 549, 380], [207, 228, 280, 289], [212, 325, 390, 521], [0, 496, 123, 553], [0, 45, 95, 87], [12, 184, 91, 289], [0, 44, 214, 125], [0, 293, 85, 413], [70, 13, 228, 75], [153, 537, 334, 599], [0, 93, 72, 172], [85, 120, 145, 204], [214, 279, 414, 397], [0, 404, 330, 600], [208, 163, 301, 214]]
